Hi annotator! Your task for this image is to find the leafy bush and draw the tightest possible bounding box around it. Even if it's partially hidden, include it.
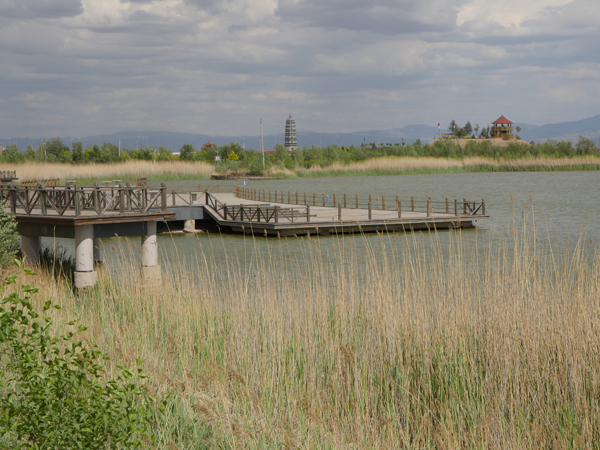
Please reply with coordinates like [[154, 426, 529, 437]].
[[0, 200, 20, 270], [0, 262, 163, 449]]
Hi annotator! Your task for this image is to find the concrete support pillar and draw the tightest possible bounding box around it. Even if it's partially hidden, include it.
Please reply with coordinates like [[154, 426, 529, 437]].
[[74, 225, 97, 289], [183, 220, 196, 233], [21, 235, 40, 266], [93, 238, 104, 266], [141, 221, 161, 286]]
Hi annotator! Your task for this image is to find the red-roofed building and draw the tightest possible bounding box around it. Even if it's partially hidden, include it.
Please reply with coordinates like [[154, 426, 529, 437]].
[[491, 115, 514, 139]]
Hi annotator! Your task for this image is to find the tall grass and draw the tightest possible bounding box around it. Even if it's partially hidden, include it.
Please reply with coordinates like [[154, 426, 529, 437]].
[[0, 160, 215, 182], [297, 155, 600, 177], [4, 216, 600, 448]]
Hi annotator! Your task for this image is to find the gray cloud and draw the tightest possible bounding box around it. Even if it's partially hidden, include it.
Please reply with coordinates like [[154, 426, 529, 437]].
[[0, 0, 599, 139], [276, 0, 464, 35], [0, 0, 83, 19]]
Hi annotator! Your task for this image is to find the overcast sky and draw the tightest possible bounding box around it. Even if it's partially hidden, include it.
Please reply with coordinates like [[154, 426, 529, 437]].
[[0, 0, 598, 139]]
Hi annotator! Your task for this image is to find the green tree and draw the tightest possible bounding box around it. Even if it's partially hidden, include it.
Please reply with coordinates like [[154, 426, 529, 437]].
[[0, 144, 22, 163], [464, 121, 472, 136], [0, 200, 20, 269], [448, 120, 457, 135], [71, 141, 83, 163], [179, 143, 195, 161], [46, 137, 68, 159], [575, 135, 597, 154], [455, 127, 466, 138]]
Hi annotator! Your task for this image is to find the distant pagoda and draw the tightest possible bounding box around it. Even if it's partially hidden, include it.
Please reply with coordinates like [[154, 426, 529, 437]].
[[285, 114, 297, 150]]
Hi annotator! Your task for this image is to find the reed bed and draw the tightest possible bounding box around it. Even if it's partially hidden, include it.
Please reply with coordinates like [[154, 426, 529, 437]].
[[299, 155, 600, 176], [0, 161, 215, 182], [4, 218, 600, 448]]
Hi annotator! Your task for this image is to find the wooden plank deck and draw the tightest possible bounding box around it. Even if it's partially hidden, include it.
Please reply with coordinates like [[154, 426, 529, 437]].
[[204, 193, 488, 236]]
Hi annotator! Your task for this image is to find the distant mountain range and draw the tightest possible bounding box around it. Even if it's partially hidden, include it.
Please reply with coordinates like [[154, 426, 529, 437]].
[[5, 115, 600, 152]]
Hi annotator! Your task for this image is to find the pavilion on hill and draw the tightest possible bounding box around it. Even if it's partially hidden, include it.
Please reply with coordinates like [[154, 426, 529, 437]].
[[491, 115, 514, 139]]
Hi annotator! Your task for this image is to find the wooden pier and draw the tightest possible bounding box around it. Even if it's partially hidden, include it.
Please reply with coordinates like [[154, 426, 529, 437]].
[[201, 187, 488, 237], [1, 181, 488, 286]]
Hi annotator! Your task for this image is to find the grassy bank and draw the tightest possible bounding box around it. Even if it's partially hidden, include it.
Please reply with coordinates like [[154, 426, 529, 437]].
[[3, 220, 600, 448], [0, 160, 214, 183], [292, 155, 600, 178], [2, 155, 599, 184]]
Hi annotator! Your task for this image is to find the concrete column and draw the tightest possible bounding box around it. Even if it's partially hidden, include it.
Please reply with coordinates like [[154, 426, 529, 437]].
[[141, 221, 161, 286], [93, 238, 104, 266], [74, 224, 97, 289], [21, 235, 40, 265], [183, 220, 196, 233]]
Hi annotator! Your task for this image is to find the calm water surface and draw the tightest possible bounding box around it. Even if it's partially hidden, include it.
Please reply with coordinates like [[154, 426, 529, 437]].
[[42, 171, 599, 274]]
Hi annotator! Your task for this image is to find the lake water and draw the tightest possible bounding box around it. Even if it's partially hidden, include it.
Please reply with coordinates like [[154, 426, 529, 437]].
[[41, 171, 599, 275]]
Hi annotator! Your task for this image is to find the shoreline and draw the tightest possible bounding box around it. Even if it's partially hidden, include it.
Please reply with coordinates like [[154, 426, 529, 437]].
[[2, 156, 599, 183]]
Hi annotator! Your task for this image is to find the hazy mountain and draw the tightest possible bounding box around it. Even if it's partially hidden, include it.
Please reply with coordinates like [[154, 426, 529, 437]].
[[4, 115, 599, 152]]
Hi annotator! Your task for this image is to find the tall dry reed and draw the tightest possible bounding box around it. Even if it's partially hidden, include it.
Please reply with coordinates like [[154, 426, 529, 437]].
[[0, 160, 214, 182], [301, 155, 600, 175], [5, 218, 600, 448]]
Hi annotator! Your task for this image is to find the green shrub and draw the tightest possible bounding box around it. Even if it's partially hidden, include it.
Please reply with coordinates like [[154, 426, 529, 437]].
[[0, 262, 163, 449], [0, 200, 20, 270]]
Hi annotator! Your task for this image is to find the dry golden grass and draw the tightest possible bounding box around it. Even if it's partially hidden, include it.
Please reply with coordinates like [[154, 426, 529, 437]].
[[301, 155, 600, 175], [0, 161, 214, 182], [3, 219, 600, 448]]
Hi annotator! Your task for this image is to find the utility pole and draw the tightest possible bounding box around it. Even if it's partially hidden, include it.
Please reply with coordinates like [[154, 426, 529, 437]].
[[260, 119, 265, 168]]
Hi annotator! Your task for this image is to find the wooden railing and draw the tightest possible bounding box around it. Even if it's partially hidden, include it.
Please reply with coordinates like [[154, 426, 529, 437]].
[[205, 191, 310, 223], [0, 170, 17, 180], [0, 182, 169, 217], [20, 179, 60, 187], [235, 186, 486, 218]]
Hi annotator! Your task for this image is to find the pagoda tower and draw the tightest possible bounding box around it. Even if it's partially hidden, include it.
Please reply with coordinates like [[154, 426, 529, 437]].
[[285, 114, 297, 150]]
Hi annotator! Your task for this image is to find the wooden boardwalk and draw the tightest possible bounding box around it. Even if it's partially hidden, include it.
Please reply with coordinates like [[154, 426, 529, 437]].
[[1, 182, 488, 237], [202, 191, 488, 236]]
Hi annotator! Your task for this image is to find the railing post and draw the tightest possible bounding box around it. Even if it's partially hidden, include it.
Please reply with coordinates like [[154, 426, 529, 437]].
[[269, 190, 271, 202], [119, 184, 125, 214], [338, 203, 342, 222], [368, 202, 372, 219], [369, 194, 372, 204], [382, 195, 385, 210], [306, 205, 310, 223], [217, 184, 220, 193], [296, 192, 298, 204], [482, 199, 485, 215], [257, 205, 261, 222], [454, 199, 458, 216], [10, 182, 17, 213], [39, 183, 47, 215], [275, 206, 279, 223], [288, 191, 290, 204], [333, 193, 336, 207], [411, 196, 415, 212], [464, 198, 467, 215], [205, 189, 209, 205], [240, 205, 244, 221], [161, 183, 168, 212], [172, 188, 176, 206], [304, 192, 307, 205], [446, 197, 449, 214], [125, 182, 132, 212], [76, 186, 82, 216], [427, 197, 431, 218], [224, 203, 227, 220], [344, 194, 347, 208], [322, 193, 325, 207], [356, 194, 359, 209], [397, 200, 402, 218], [313, 193, 316, 206]]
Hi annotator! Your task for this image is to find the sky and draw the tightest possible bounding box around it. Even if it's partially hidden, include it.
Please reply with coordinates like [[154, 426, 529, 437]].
[[0, 0, 598, 139]]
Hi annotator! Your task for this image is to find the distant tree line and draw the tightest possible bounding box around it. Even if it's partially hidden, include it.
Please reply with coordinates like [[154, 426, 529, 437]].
[[0, 136, 597, 176]]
